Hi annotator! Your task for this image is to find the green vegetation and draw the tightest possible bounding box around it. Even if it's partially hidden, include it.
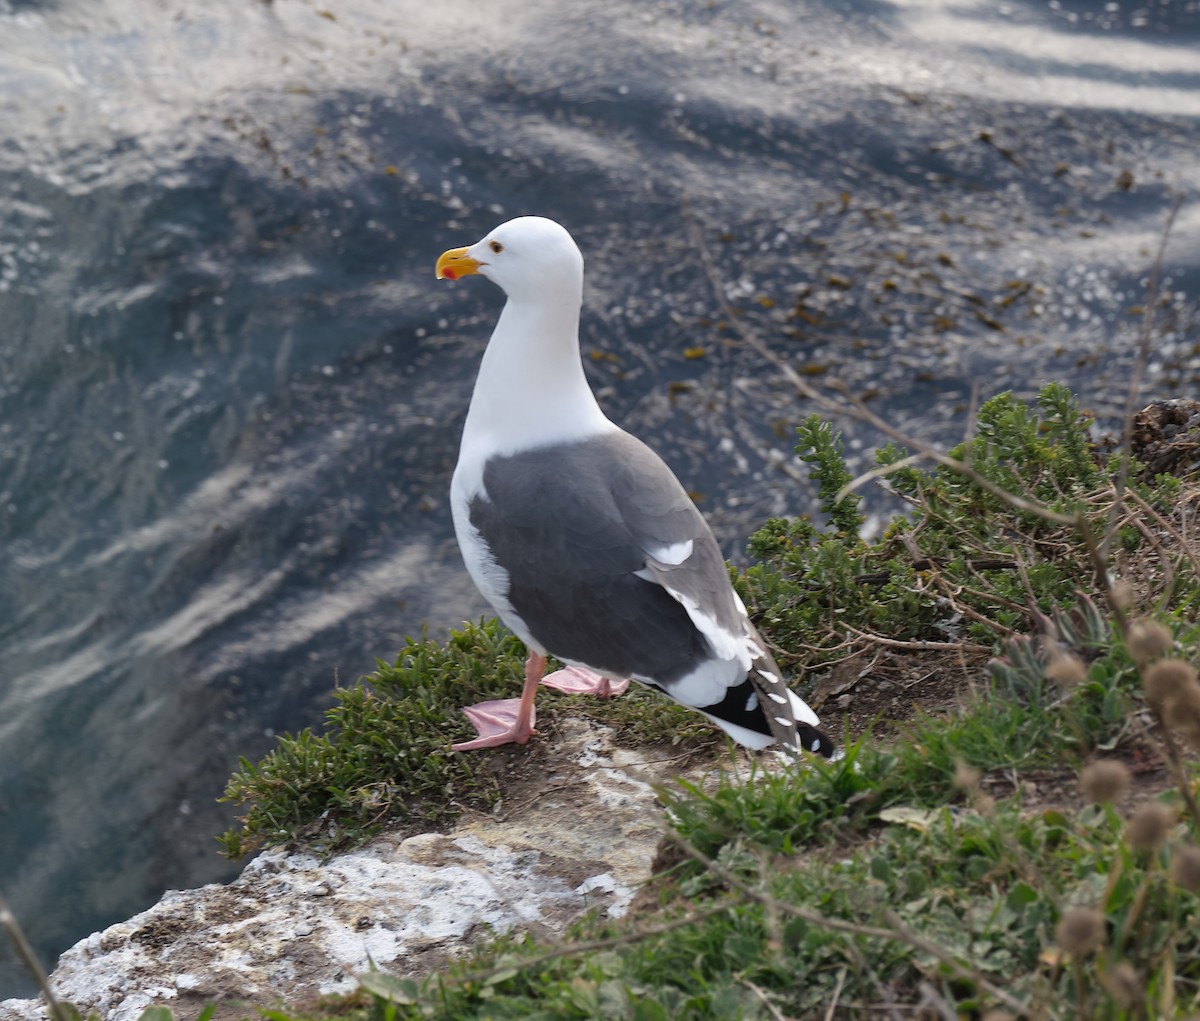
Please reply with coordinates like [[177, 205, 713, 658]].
[[743, 384, 1193, 661], [218, 622, 717, 859], [217, 621, 527, 857], [16, 385, 1198, 1018]]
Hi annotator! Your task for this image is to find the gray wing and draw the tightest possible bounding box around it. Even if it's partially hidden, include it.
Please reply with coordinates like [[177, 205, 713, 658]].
[[469, 430, 743, 687]]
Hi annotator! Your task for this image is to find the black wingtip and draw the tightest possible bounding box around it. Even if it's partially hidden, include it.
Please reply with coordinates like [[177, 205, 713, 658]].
[[796, 723, 838, 759]]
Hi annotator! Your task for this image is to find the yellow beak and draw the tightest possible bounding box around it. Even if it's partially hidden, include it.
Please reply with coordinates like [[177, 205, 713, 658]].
[[435, 246, 481, 281]]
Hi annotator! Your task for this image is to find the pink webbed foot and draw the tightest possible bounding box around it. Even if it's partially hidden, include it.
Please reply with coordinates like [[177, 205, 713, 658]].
[[450, 699, 538, 751], [451, 650, 545, 752], [541, 666, 631, 698]]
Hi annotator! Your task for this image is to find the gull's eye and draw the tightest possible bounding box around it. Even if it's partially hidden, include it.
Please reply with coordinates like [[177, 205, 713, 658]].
[[489, 240, 504, 254]]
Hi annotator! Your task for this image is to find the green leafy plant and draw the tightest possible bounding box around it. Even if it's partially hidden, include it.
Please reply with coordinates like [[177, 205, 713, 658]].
[[218, 621, 529, 857], [661, 736, 894, 862], [794, 413, 864, 536], [744, 386, 1192, 660]]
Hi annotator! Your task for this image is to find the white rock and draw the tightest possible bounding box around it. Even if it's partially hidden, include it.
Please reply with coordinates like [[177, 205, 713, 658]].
[[0, 719, 700, 1021]]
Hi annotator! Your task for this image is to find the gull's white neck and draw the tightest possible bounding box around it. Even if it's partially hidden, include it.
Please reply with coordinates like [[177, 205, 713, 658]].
[[459, 291, 614, 461]]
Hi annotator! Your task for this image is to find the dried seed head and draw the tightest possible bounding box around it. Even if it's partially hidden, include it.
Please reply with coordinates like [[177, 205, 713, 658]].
[[1156, 668, 1200, 736], [1055, 906, 1105, 957], [1125, 801, 1175, 852], [954, 760, 981, 792], [1080, 759, 1131, 805], [1142, 660, 1200, 721], [1171, 844, 1200, 894], [1045, 653, 1087, 688], [1142, 658, 1198, 705], [1102, 961, 1142, 1010], [1127, 618, 1173, 664]]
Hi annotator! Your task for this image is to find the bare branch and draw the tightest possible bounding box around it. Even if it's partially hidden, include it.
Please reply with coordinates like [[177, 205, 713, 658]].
[[842, 624, 992, 655]]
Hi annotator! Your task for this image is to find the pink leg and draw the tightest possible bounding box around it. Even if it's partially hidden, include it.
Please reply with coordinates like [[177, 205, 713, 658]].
[[451, 651, 545, 751], [541, 666, 630, 698]]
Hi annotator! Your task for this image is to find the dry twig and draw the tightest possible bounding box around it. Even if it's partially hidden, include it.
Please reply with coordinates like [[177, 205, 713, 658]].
[[841, 624, 991, 656]]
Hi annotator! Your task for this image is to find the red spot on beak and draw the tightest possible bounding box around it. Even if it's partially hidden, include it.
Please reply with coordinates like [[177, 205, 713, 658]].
[[441, 268, 458, 280]]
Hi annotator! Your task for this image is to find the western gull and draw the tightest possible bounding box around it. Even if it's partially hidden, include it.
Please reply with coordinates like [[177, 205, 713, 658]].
[[435, 215, 834, 758]]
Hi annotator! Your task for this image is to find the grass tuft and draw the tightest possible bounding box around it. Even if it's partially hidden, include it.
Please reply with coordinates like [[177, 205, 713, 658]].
[[218, 620, 530, 857]]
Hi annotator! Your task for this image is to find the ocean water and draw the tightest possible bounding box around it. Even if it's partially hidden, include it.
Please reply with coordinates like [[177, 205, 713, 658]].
[[0, 0, 1197, 996]]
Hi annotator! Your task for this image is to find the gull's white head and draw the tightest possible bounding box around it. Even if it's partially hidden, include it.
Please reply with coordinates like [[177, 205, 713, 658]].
[[436, 215, 584, 306]]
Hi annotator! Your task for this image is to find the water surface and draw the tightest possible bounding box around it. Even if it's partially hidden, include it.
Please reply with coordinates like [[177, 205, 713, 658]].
[[0, 0, 1197, 996]]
